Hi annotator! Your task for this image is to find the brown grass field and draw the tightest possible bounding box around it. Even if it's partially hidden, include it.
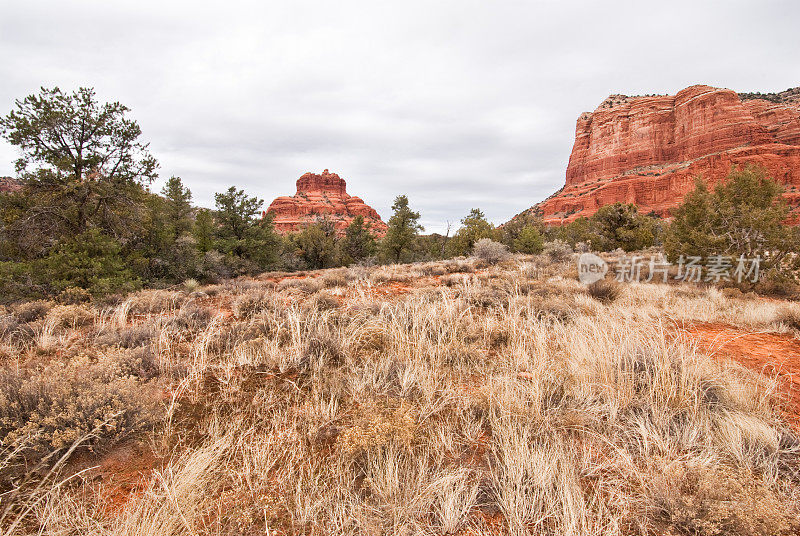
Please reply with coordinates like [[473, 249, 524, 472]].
[[1, 253, 799, 535]]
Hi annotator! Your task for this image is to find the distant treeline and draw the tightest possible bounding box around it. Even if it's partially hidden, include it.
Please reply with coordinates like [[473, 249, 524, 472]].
[[1, 87, 798, 302]]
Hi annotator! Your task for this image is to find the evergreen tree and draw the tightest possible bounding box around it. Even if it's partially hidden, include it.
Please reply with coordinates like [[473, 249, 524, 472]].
[[665, 166, 798, 272], [161, 176, 193, 238], [446, 208, 496, 257], [294, 219, 337, 269], [381, 195, 423, 263], [340, 215, 376, 264], [213, 187, 281, 272], [590, 203, 657, 252], [514, 226, 545, 254], [193, 209, 216, 253], [0, 86, 158, 252], [0, 86, 157, 295]]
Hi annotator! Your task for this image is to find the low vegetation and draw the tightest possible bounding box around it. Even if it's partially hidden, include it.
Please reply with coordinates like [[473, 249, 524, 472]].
[[0, 252, 798, 535]]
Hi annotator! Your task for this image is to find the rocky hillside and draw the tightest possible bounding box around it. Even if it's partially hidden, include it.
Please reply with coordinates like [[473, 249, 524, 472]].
[[266, 169, 387, 235], [0, 176, 20, 193], [518, 84, 800, 224]]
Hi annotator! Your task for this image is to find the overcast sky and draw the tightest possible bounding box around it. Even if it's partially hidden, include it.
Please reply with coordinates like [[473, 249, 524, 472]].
[[1, 1, 798, 233]]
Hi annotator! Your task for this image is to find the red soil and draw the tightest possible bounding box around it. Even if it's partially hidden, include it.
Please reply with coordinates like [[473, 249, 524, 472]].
[[683, 322, 800, 428]]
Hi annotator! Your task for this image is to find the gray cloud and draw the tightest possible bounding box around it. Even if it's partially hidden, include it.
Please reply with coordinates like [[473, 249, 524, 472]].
[[1, 0, 798, 233]]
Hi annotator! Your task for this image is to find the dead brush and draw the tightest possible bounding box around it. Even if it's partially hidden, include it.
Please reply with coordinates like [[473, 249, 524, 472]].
[[306, 291, 340, 312], [586, 279, 622, 304], [650, 463, 798, 536], [320, 269, 350, 288], [277, 277, 322, 295], [127, 289, 183, 315], [12, 300, 53, 323], [233, 288, 277, 319], [419, 262, 448, 277], [443, 258, 476, 274], [773, 305, 800, 332], [45, 304, 96, 329]]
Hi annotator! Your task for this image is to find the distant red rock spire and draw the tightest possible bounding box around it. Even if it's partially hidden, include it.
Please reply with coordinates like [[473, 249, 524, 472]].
[[265, 170, 387, 236]]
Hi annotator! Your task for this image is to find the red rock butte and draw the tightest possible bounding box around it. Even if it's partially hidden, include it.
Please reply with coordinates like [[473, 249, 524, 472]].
[[517, 84, 800, 224], [265, 170, 388, 236]]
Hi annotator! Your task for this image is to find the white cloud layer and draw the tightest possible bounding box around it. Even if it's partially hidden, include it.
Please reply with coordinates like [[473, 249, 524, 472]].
[[1, 0, 798, 232]]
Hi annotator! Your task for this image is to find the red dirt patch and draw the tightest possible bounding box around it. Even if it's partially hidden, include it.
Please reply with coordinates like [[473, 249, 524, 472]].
[[683, 322, 800, 428]]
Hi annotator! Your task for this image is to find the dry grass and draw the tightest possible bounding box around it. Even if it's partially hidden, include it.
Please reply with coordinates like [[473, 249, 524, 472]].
[[0, 255, 798, 535]]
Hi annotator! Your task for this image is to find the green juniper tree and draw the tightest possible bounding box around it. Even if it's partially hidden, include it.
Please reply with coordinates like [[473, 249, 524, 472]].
[[214, 187, 281, 272], [446, 208, 496, 257], [339, 215, 377, 264], [381, 195, 423, 263]]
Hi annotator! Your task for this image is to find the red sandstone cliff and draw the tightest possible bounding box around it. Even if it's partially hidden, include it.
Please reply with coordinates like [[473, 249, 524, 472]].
[[520, 85, 800, 224], [266, 170, 388, 236]]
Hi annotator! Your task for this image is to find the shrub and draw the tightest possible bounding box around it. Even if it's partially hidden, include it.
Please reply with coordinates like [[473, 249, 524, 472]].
[[472, 238, 510, 264], [128, 290, 182, 315], [96, 324, 157, 348], [183, 278, 201, 293], [773, 306, 800, 331], [586, 279, 622, 304], [651, 464, 796, 536], [320, 269, 349, 288], [167, 303, 214, 332], [307, 292, 340, 312], [513, 226, 545, 254], [58, 286, 92, 305], [233, 289, 275, 319], [277, 277, 322, 295], [0, 354, 161, 475], [542, 239, 573, 263], [12, 300, 53, 323], [46, 304, 96, 329], [443, 259, 476, 274]]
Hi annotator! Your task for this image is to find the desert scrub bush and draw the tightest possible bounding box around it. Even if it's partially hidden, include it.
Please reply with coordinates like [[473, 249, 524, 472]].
[[306, 291, 340, 312], [232, 288, 277, 319], [543, 239, 573, 263], [12, 300, 53, 323], [320, 268, 350, 288], [419, 262, 448, 277], [443, 258, 476, 274], [773, 305, 800, 332], [277, 277, 322, 295], [472, 238, 511, 264], [335, 399, 418, 457], [182, 278, 201, 293], [127, 289, 182, 315], [46, 304, 95, 329], [651, 463, 798, 535], [57, 286, 92, 304], [95, 324, 157, 348], [586, 279, 622, 304], [0, 353, 161, 477], [370, 269, 413, 284], [166, 303, 214, 332], [461, 286, 507, 309], [440, 273, 470, 287]]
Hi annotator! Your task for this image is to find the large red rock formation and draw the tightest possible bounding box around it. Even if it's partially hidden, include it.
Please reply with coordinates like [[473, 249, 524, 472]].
[[520, 85, 800, 224], [0, 176, 21, 193], [266, 170, 388, 236]]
